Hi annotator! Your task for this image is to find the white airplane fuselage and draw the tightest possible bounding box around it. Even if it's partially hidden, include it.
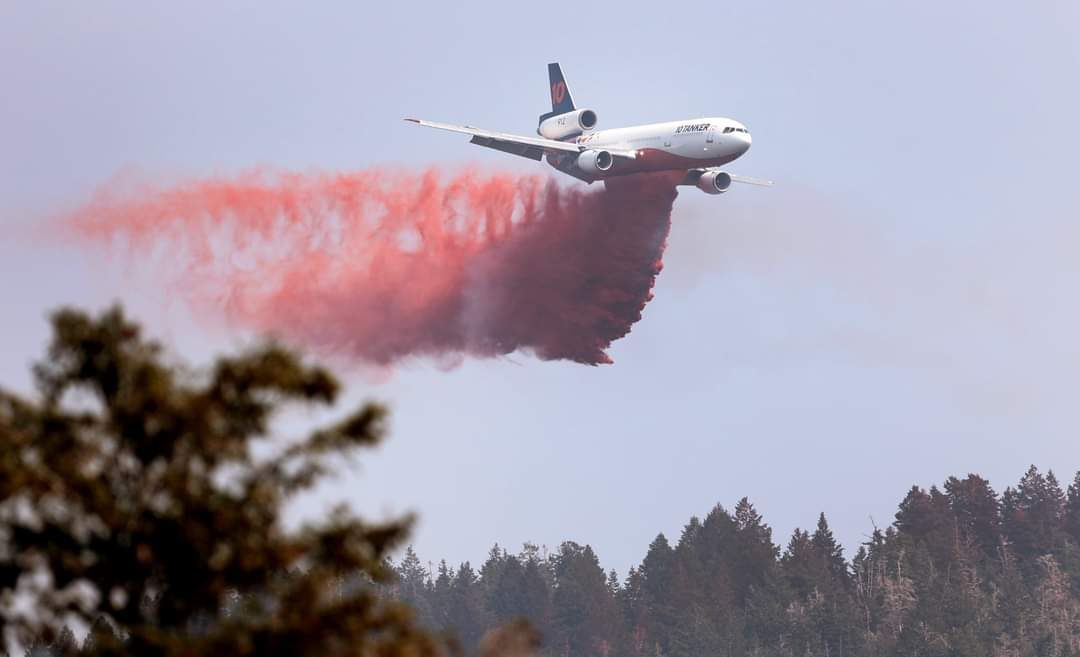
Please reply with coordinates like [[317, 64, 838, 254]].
[[546, 117, 752, 180]]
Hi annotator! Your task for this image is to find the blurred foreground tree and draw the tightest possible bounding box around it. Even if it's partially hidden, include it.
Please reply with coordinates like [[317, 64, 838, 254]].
[[0, 307, 440, 657]]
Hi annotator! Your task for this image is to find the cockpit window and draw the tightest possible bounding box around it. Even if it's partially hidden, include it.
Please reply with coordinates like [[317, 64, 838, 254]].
[[723, 126, 734, 134]]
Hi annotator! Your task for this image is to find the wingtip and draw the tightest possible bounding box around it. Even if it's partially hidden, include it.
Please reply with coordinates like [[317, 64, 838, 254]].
[[403, 117, 420, 123]]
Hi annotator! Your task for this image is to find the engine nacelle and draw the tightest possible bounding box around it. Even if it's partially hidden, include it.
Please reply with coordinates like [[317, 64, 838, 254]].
[[538, 108, 598, 140], [697, 170, 732, 194], [577, 149, 614, 175]]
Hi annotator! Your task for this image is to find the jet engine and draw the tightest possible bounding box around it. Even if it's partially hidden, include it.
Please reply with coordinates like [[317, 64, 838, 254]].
[[697, 170, 732, 194], [538, 109, 598, 140], [577, 149, 613, 174]]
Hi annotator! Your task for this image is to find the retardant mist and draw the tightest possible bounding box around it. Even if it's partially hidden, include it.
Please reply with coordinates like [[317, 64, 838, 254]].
[[63, 169, 680, 366]]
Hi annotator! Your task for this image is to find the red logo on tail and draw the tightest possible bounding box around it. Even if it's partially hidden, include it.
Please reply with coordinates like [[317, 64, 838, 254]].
[[551, 81, 567, 105]]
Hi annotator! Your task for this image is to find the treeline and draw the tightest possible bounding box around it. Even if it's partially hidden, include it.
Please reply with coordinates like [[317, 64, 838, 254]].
[[392, 466, 1080, 657]]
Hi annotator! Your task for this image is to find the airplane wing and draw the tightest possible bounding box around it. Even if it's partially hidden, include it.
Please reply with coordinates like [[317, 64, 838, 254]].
[[404, 118, 637, 162], [684, 169, 775, 188], [729, 174, 774, 187]]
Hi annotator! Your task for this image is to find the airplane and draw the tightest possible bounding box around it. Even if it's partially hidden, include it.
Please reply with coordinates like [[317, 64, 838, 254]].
[[405, 63, 772, 195]]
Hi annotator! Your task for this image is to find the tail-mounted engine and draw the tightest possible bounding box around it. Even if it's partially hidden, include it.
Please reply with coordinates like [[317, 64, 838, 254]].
[[696, 170, 732, 194], [538, 109, 598, 140]]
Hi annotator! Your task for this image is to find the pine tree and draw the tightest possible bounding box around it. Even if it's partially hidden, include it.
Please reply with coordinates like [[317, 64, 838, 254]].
[[551, 543, 620, 657], [895, 484, 955, 567], [445, 562, 490, 653], [606, 569, 620, 597], [733, 498, 780, 601], [620, 567, 649, 657], [811, 512, 847, 586], [696, 505, 738, 611], [639, 533, 676, 656], [431, 559, 454, 629], [395, 546, 435, 626], [397, 544, 429, 596], [0, 306, 439, 657], [1065, 472, 1080, 545], [807, 513, 860, 657], [479, 545, 512, 621], [781, 529, 817, 598], [945, 474, 1001, 557], [670, 521, 706, 615], [1047, 470, 1068, 540], [1003, 465, 1066, 561], [481, 543, 552, 635], [518, 545, 554, 640]]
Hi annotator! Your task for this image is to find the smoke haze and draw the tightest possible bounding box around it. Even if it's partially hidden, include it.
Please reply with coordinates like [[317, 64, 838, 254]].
[[62, 169, 680, 366]]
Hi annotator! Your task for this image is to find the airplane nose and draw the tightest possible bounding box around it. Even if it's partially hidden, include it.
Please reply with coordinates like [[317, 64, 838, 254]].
[[738, 133, 751, 154]]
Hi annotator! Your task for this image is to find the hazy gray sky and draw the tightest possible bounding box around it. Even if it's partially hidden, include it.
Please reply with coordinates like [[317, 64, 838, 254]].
[[3, 1, 1080, 575]]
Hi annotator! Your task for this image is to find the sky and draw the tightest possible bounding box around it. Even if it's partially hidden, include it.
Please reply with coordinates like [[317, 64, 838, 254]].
[[3, 0, 1080, 576]]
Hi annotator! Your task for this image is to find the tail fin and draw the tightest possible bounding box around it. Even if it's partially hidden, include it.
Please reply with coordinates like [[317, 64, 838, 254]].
[[547, 63, 575, 115]]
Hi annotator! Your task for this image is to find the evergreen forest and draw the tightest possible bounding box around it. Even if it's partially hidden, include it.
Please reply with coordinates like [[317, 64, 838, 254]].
[[393, 466, 1080, 657]]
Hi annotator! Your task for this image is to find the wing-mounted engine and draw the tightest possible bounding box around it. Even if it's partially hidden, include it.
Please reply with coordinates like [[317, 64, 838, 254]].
[[696, 170, 732, 194], [577, 149, 613, 175], [538, 109, 598, 140]]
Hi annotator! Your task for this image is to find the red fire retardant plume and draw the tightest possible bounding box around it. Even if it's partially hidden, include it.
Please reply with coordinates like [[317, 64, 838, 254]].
[[64, 168, 680, 366]]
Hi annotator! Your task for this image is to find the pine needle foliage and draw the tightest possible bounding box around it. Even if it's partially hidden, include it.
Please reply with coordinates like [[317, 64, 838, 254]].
[[0, 306, 439, 657]]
